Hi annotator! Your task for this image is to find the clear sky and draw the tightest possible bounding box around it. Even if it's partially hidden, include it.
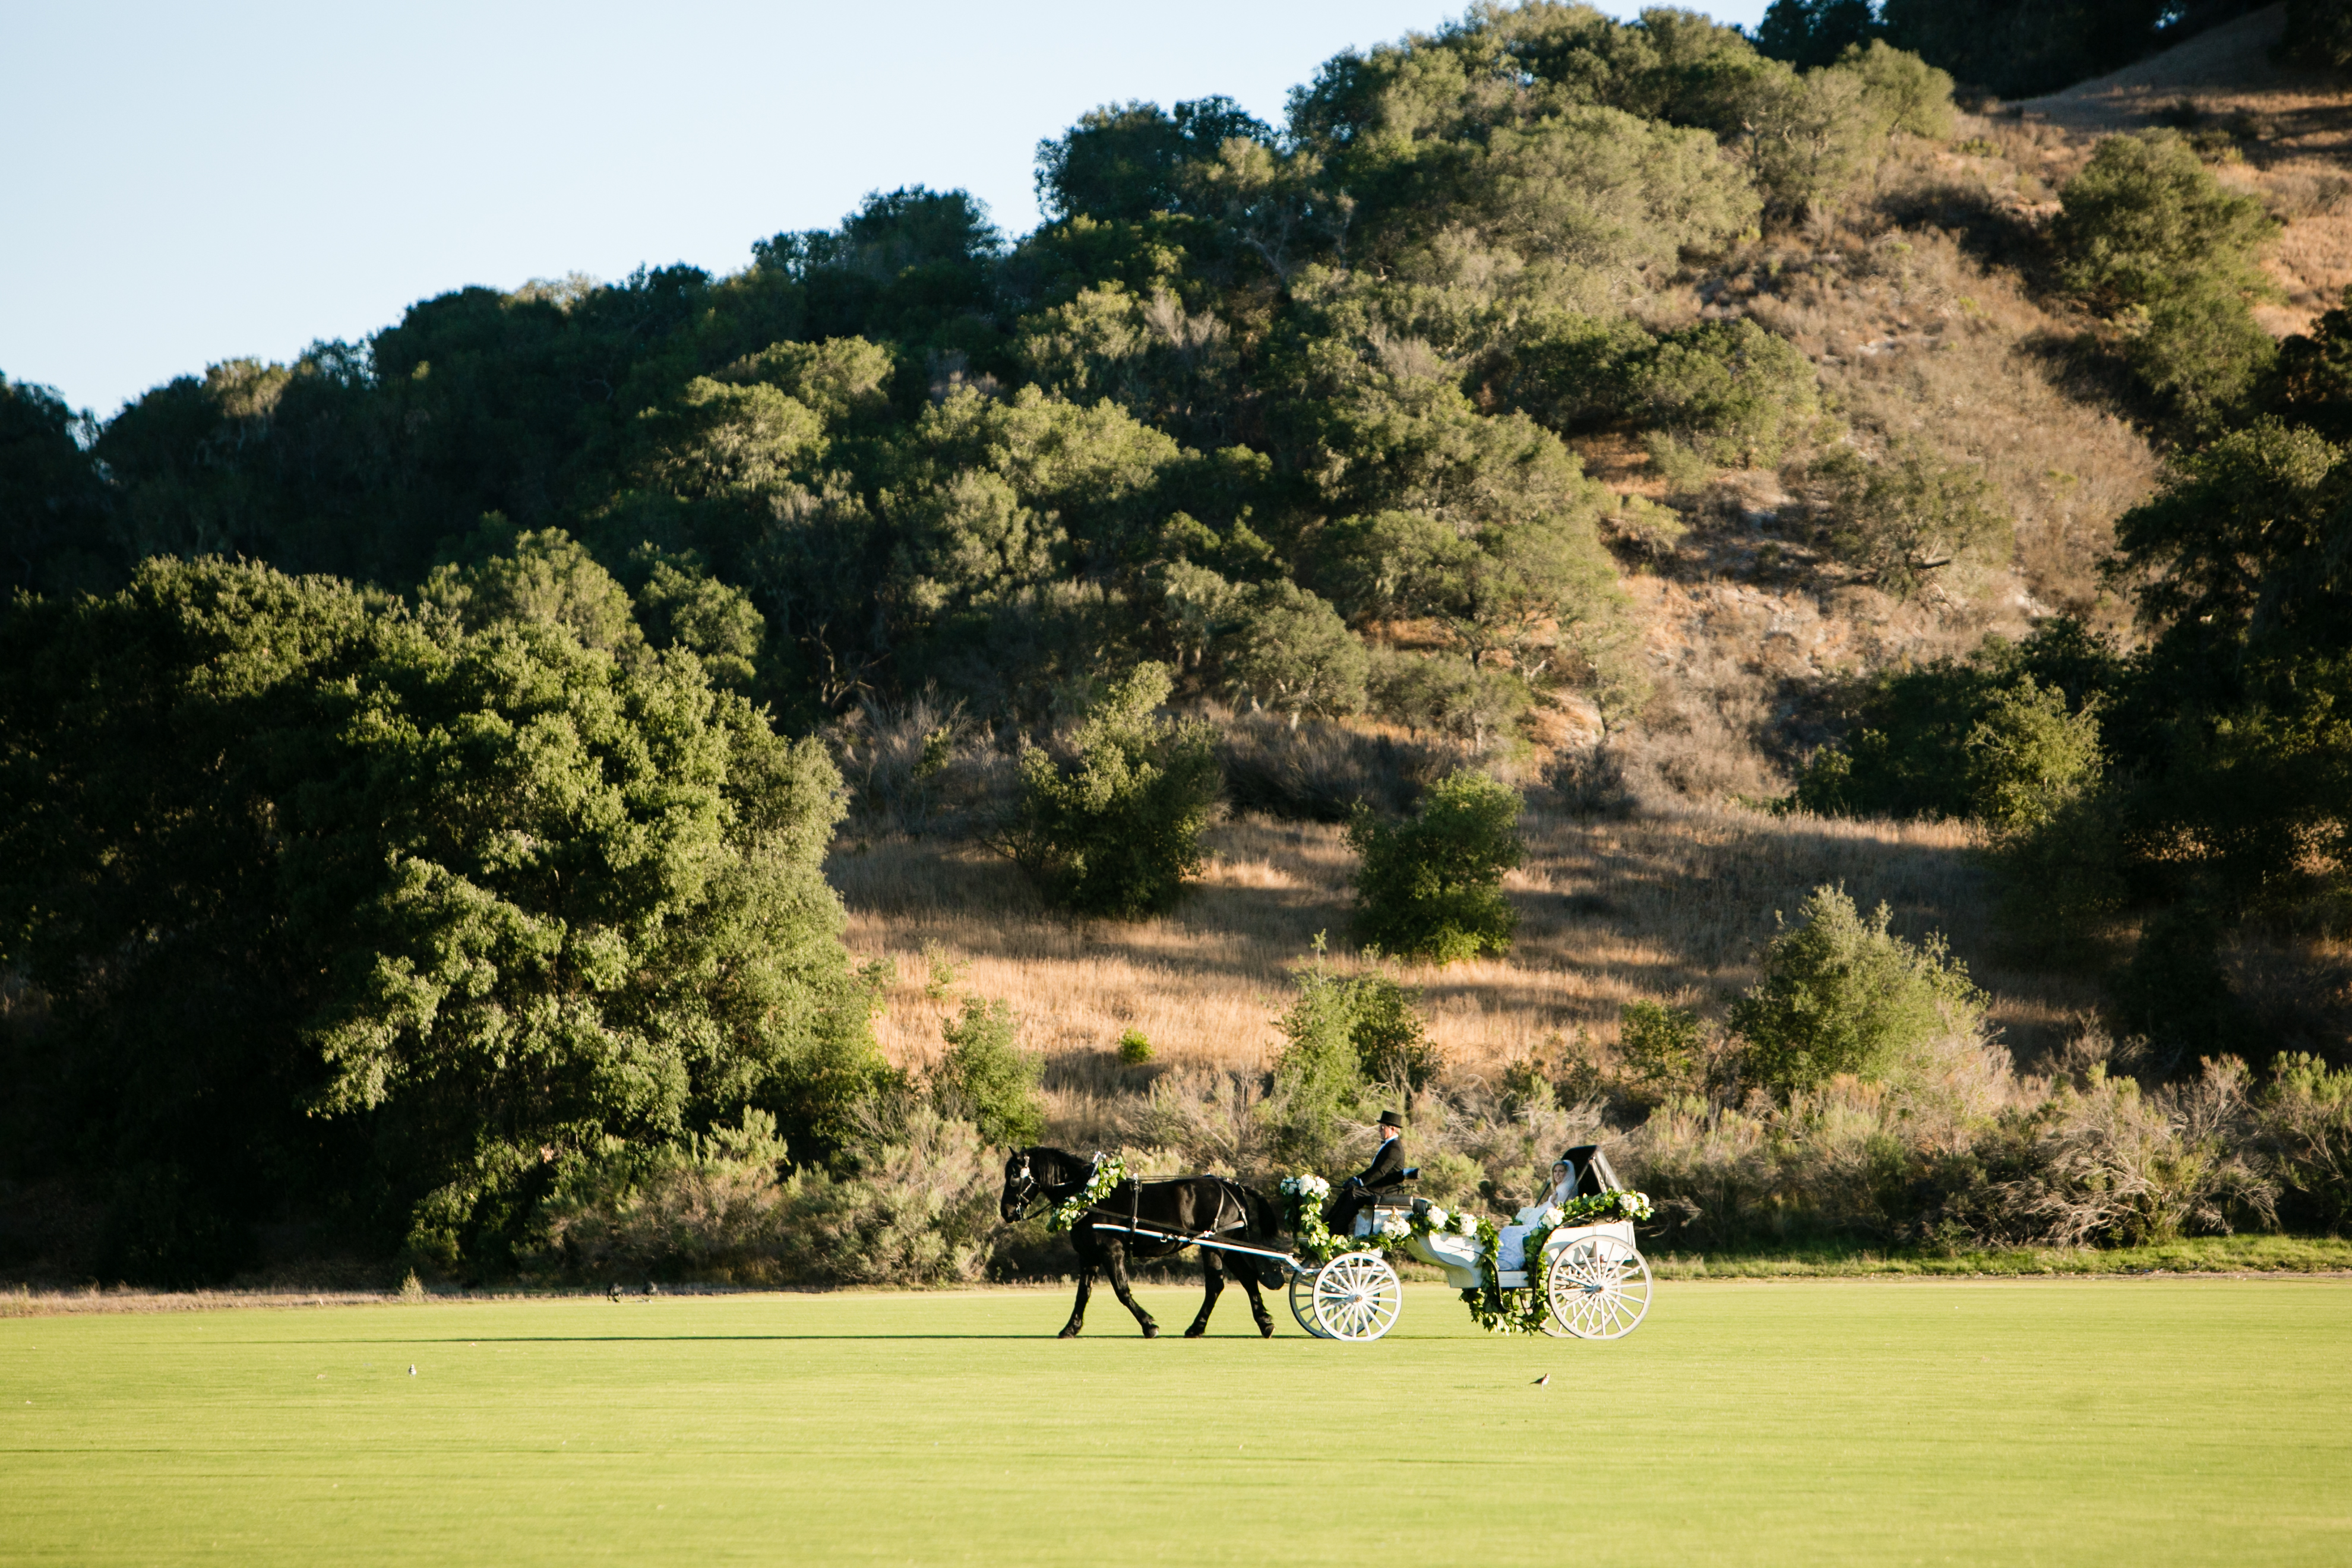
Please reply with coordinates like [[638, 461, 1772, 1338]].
[[2, 1, 1768, 420]]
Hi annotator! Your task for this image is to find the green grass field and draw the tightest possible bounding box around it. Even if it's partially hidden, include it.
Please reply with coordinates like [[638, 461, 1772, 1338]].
[[4, 1279, 2347, 1565]]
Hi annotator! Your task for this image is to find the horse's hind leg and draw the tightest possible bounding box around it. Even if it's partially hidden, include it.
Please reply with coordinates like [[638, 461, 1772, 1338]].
[[1234, 1267, 1276, 1338], [1184, 1251, 1225, 1338], [1059, 1266, 1094, 1339], [1105, 1244, 1158, 1338]]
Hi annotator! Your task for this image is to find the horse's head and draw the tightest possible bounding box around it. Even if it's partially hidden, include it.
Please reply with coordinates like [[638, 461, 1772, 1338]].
[[1000, 1148, 1044, 1222]]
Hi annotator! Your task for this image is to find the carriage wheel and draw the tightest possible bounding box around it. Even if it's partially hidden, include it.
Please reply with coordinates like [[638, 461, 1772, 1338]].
[[1544, 1234, 1652, 1341], [1310, 1251, 1402, 1342], [1288, 1265, 1332, 1338]]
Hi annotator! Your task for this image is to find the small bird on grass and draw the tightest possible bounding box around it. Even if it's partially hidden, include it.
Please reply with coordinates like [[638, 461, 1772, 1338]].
[[1532, 1373, 1550, 1386], [407, 1366, 416, 1377], [608, 1282, 622, 1303]]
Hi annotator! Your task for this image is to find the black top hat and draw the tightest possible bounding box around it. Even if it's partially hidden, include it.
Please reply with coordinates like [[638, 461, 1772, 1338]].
[[1377, 1109, 1405, 1128]]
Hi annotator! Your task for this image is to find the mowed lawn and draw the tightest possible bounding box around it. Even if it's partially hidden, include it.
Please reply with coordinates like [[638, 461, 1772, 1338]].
[[3, 1280, 2347, 1566]]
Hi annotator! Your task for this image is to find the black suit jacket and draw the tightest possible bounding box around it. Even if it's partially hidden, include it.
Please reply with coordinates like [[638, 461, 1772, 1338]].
[[1353, 1134, 1406, 1191]]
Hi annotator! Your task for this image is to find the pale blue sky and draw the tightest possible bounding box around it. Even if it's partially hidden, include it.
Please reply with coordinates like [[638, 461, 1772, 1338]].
[[2, 1, 1767, 419]]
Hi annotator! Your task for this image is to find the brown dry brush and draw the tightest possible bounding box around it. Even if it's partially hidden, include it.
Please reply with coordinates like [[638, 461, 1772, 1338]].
[[524, 1032, 2346, 1284], [530, 1098, 1001, 1288], [1621, 1037, 2293, 1254]]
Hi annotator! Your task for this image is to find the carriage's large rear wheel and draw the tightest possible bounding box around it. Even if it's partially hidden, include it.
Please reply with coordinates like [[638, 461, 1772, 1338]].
[[1309, 1251, 1402, 1342], [1287, 1266, 1332, 1338], [1544, 1234, 1652, 1340]]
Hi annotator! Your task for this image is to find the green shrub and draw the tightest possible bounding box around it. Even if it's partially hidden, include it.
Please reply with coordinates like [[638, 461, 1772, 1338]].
[[920, 940, 964, 1000], [1348, 770, 1526, 963], [2054, 132, 2276, 310], [1964, 677, 2104, 836], [1787, 619, 2125, 821], [1266, 959, 1368, 1169], [1366, 648, 1532, 755], [999, 662, 1221, 916], [1730, 885, 1984, 1097], [1820, 440, 2010, 599], [532, 1099, 1004, 1286], [1842, 39, 1956, 142], [1265, 946, 1439, 1165], [2129, 277, 2280, 422], [932, 998, 1045, 1148], [532, 1111, 795, 1283], [2259, 1054, 2352, 1234], [1618, 1000, 1706, 1098], [1216, 580, 1367, 725], [1115, 1028, 1154, 1065], [1629, 318, 1832, 469], [2053, 130, 2278, 418]]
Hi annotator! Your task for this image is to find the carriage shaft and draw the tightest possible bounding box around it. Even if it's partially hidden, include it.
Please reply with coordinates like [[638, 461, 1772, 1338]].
[[1080, 1219, 1304, 1273]]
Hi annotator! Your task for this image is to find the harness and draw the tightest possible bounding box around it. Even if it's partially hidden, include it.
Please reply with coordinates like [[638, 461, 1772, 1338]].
[[1014, 1152, 1253, 1239]]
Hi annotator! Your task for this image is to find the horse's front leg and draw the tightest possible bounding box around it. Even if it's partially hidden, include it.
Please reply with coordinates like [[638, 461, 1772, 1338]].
[[1060, 1253, 1095, 1339], [1105, 1242, 1158, 1338], [1185, 1250, 1225, 1338], [1234, 1264, 1276, 1338]]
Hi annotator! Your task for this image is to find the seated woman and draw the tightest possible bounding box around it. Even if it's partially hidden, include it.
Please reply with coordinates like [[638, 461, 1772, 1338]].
[[1512, 1144, 1614, 1225]]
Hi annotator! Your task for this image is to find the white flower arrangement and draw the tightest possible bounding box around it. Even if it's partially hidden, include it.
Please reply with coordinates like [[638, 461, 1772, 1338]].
[[1422, 1205, 1450, 1231], [1541, 1205, 1566, 1228], [1455, 1210, 1481, 1237], [1279, 1173, 1331, 1200], [1379, 1210, 1411, 1238]]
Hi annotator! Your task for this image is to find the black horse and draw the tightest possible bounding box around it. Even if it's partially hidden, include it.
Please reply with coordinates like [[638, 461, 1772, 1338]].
[[1000, 1147, 1286, 1339]]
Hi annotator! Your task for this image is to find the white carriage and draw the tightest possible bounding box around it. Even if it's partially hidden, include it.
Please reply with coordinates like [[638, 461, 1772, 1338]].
[[1283, 1151, 1655, 1343]]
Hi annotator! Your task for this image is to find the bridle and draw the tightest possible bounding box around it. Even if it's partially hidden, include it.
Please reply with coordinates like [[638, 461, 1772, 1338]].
[[1003, 1152, 1045, 1221]]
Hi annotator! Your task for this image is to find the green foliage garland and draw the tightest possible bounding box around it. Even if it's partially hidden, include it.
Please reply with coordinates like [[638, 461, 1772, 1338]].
[[1046, 1154, 1131, 1234]]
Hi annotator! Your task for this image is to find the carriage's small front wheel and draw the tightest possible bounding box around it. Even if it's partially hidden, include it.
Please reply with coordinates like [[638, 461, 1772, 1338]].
[[1310, 1251, 1402, 1342], [1287, 1266, 1332, 1338], [1545, 1234, 1652, 1340]]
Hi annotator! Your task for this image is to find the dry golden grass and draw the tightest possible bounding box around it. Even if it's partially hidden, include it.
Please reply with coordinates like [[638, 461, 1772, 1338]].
[[830, 805, 2103, 1143], [1738, 226, 2160, 628]]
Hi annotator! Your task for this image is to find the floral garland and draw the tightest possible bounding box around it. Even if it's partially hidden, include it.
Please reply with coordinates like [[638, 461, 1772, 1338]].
[[1558, 1190, 1655, 1226], [1459, 1190, 1656, 1333], [1045, 1153, 1131, 1234], [1278, 1175, 1485, 1264]]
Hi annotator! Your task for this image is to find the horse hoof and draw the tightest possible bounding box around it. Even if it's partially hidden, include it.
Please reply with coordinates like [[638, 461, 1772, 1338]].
[[1057, 1326, 1080, 1339], [1142, 1324, 1159, 1339], [1184, 1324, 1206, 1339], [1257, 1321, 1275, 1339]]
